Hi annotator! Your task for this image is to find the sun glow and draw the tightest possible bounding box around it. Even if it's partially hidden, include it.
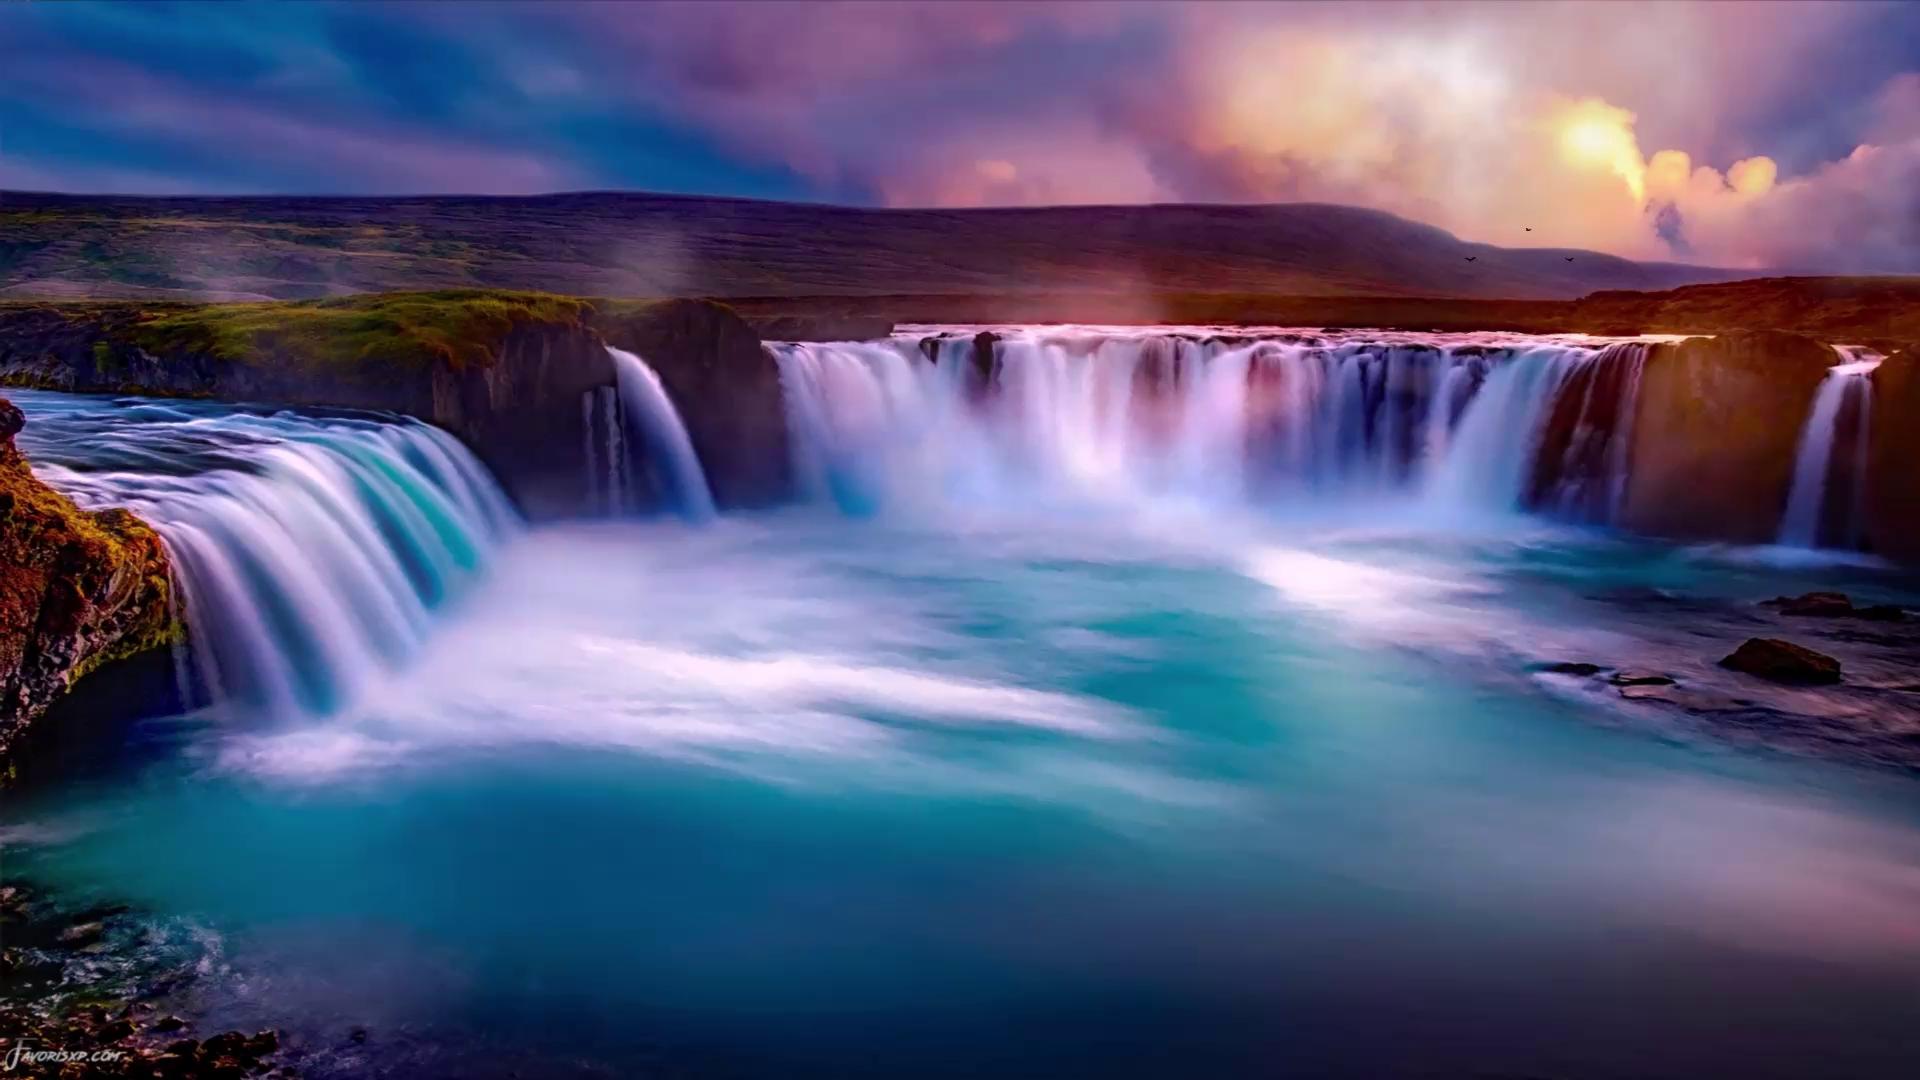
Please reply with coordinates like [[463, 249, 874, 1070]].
[[1557, 99, 1647, 203]]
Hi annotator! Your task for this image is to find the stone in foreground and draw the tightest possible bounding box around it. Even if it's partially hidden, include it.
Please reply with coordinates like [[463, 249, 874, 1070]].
[[1718, 638, 1843, 685]]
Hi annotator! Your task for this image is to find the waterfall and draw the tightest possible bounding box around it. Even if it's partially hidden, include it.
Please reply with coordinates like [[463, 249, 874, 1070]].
[[1778, 347, 1881, 549], [771, 329, 1615, 517], [604, 347, 716, 521], [581, 385, 624, 515], [1425, 346, 1587, 509], [16, 398, 519, 719], [1524, 342, 1650, 524]]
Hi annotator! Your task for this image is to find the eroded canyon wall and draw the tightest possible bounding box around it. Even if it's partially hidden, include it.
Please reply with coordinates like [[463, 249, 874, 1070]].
[[1866, 348, 1919, 561], [1620, 331, 1835, 542]]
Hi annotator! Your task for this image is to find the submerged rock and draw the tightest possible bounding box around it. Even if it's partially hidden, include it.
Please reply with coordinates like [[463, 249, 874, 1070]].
[[1, 398, 178, 766], [1766, 591, 1855, 617], [1762, 592, 1908, 621], [1541, 661, 1604, 676], [1719, 638, 1843, 685], [1608, 670, 1676, 686], [0, 880, 291, 1078]]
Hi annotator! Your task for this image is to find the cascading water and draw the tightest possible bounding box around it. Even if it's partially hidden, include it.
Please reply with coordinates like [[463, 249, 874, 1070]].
[[597, 347, 717, 521], [10, 392, 518, 718], [771, 328, 1643, 520], [1779, 346, 1882, 549], [1522, 342, 1650, 523]]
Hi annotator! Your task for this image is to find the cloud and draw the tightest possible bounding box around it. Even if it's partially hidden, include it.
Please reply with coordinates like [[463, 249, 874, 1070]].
[[0, 0, 1914, 270], [0, 45, 581, 195]]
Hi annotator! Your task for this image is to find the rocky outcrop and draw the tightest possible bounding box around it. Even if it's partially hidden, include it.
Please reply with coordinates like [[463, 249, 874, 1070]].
[[426, 321, 613, 519], [1619, 331, 1836, 542], [0, 295, 800, 517], [737, 313, 896, 343], [1763, 591, 1908, 621], [1, 398, 177, 763], [595, 299, 791, 507], [1865, 348, 1920, 560], [1718, 638, 1843, 685]]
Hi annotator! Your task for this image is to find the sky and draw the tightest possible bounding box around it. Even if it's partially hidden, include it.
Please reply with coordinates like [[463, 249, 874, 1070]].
[[2, 0, 1917, 270]]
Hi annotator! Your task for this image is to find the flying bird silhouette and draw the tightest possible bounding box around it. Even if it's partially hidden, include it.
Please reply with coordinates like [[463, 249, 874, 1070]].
[[1525, 227, 1532, 232], [1465, 256, 1477, 262], [1564, 256, 1575, 262]]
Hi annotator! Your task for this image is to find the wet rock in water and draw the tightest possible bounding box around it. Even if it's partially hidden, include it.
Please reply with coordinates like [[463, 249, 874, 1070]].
[[1719, 638, 1843, 685], [200, 1030, 279, 1059], [1618, 683, 1677, 701], [152, 1014, 188, 1033], [57, 920, 104, 946], [1762, 592, 1908, 622], [971, 330, 999, 389], [1609, 670, 1676, 687], [1540, 661, 1604, 676], [1766, 591, 1855, 617]]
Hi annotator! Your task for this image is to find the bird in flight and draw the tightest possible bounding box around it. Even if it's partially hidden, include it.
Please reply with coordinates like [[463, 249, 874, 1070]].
[[1465, 256, 1478, 262], [1525, 227, 1533, 232], [1564, 256, 1575, 262]]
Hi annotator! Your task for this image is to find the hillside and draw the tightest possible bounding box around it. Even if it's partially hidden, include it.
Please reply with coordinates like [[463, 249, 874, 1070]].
[[725, 276, 1920, 343], [0, 191, 1745, 304]]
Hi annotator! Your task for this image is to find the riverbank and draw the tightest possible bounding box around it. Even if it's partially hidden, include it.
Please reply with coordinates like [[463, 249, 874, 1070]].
[[0, 881, 290, 1079]]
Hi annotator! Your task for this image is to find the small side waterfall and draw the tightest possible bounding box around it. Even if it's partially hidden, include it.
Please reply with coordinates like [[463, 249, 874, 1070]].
[[770, 329, 1623, 518], [16, 398, 519, 719], [599, 347, 716, 521], [1779, 347, 1881, 549]]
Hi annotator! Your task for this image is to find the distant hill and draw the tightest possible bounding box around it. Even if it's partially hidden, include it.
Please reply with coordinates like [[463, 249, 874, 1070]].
[[0, 191, 1748, 303], [724, 276, 1920, 343]]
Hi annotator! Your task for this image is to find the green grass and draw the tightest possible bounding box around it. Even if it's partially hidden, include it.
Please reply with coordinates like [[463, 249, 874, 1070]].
[[122, 289, 592, 373]]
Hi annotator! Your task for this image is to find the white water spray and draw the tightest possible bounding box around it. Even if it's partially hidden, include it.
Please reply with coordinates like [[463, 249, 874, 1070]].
[[1779, 347, 1881, 549], [771, 328, 1633, 519], [17, 399, 519, 719], [605, 347, 716, 522]]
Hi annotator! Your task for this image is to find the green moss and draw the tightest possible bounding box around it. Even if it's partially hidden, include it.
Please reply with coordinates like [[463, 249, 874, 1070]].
[[122, 289, 592, 375], [2, 436, 179, 740], [89, 339, 125, 376]]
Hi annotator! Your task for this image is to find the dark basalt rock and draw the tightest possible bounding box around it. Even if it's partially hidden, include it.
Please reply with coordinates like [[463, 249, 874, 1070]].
[[1, 296, 805, 518], [1609, 670, 1676, 686], [597, 298, 793, 508], [740, 313, 894, 342], [1540, 661, 1604, 676], [1719, 638, 1843, 685], [1619, 331, 1836, 542], [971, 331, 999, 391], [1762, 592, 1909, 621], [1766, 591, 1855, 616], [0, 881, 293, 1079], [1866, 348, 1920, 561]]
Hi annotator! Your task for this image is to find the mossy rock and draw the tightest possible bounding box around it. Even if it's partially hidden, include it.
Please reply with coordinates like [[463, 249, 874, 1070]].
[[1, 398, 179, 762]]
